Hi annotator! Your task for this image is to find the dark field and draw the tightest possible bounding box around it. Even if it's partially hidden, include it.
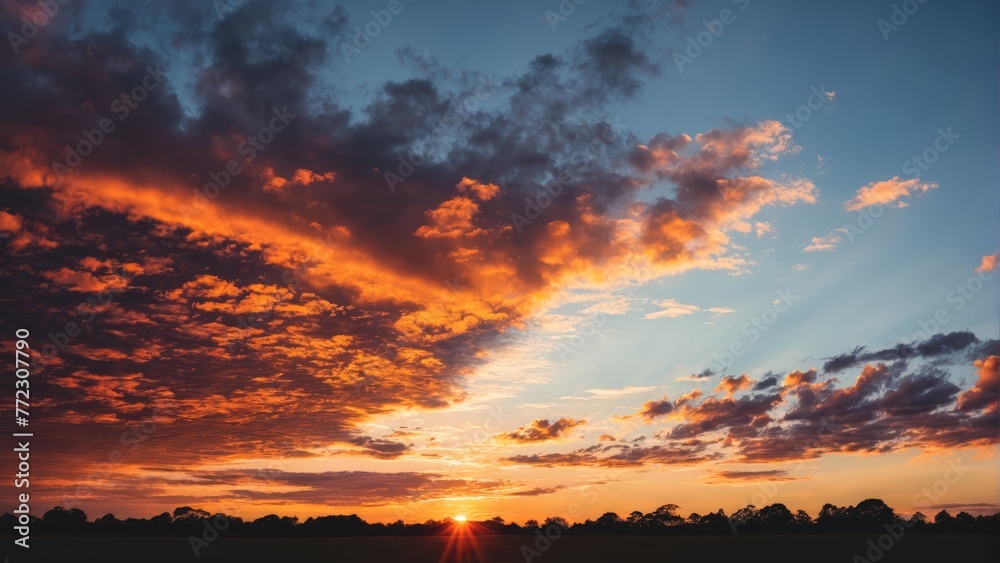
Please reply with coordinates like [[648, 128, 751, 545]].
[[3, 535, 998, 563]]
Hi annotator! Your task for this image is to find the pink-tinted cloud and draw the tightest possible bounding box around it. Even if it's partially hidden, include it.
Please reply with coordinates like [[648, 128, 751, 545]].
[[958, 356, 999, 413], [974, 252, 999, 274], [843, 177, 937, 211]]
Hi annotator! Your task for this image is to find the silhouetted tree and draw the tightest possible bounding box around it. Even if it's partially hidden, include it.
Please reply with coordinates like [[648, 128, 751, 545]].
[[544, 516, 569, 530], [852, 498, 897, 530], [42, 507, 88, 535], [4, 498, 997, 538], [173, 506, 210, 520], [730, 504, 760, 530], [755, 504, 794, 532], [933, 510, 953, 524], [955, 511, 976, 529], [646, 504, 683, 527]]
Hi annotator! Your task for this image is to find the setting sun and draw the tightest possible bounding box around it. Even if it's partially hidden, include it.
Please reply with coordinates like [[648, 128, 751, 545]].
[[454, 515, 467, 523]]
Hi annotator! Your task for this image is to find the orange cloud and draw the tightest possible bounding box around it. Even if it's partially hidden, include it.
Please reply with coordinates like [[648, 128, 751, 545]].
[[456, 176, 500, 201], [496, 418, 586, 444], [262, 167, 336, 192], [974, 252, 998, 274], [714, 374, 752, 396], [414, 196, 483, 239], [783, 369, 817, 387], [843, 177, 937, 211], [958, 356, 999, 413], [0, 210, 23, 232], [41, 267, 130, 293]]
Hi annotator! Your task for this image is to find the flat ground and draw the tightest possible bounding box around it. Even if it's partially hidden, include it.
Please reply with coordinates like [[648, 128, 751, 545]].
[[2, 534, 997, 562]]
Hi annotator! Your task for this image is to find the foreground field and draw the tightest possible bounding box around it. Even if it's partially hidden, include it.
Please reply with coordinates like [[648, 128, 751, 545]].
[[2, 534, 997, 562]]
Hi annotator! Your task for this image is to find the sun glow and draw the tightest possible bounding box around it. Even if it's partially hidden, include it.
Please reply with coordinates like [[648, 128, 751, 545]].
[[440, 515, 483, 562]]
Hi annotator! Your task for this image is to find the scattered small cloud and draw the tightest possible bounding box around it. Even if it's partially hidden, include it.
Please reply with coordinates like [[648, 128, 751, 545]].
[[496, 418, 587, 444], [803, 228, 848, 252], [844, 177, 937, 211], [974, 252, 999, 274]]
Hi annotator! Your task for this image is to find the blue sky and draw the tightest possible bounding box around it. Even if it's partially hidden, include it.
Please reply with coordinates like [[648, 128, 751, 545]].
[[319, 0, 1000, 397]]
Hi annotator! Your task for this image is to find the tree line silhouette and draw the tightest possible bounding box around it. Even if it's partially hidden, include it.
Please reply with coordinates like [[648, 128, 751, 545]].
[[3, 499, 996, 538]]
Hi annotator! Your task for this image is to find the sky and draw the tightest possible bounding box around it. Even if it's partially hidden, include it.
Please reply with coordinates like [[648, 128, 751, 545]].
[[0, 0, 997, 525]]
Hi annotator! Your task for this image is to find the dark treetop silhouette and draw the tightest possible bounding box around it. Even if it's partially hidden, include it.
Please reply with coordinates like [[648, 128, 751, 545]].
[[6, 499, 997, 538]]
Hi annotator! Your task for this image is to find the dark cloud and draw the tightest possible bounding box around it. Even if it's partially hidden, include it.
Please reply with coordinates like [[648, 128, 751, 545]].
[[508, 486, 567, 497], [705, 470, 803, 483], [572, 30, 660, 102], [51, 469, 505, 508], [633, 395, 677, 421], [693, 367, 716, 379], [823, 331, 980, 373], [752, 375, 779, 391], [879, 368, 960, 417], [555, 334, 998, 467], [668, 393, 782, 439], [350, 436, 412, 459], [504, 440, 719, 468]]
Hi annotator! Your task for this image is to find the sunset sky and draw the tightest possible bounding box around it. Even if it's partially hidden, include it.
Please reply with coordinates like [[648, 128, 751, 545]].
[[0, 0, 997, 525]]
